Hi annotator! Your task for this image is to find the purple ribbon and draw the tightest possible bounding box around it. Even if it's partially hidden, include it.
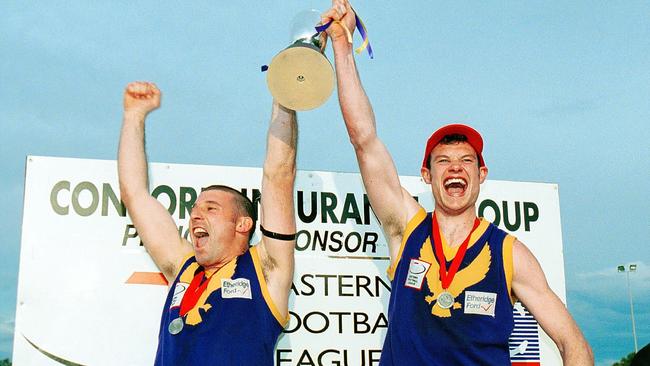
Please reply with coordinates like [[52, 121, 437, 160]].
[[314, 11, 373, 59]]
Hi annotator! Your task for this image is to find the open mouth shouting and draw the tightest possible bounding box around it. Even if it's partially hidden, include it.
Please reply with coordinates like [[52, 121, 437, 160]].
[[192, 227, 209, 248], [443, 177, 467, 196]]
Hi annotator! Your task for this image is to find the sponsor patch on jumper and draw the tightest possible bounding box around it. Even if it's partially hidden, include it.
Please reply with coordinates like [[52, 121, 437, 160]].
[[221, 278, 252, 299], [170, 282, 189, 309], [464, 291, 497, 316], [405, 259, 431, 290]]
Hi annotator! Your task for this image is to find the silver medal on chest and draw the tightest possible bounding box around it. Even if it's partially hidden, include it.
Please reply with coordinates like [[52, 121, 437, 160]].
[[168, 317, 184, 335], [436, 291, 455, 309]]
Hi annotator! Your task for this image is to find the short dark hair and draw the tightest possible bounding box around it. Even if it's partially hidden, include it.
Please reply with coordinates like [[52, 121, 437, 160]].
[[425, 134, 479, 169], [202, 185, 256, 243]]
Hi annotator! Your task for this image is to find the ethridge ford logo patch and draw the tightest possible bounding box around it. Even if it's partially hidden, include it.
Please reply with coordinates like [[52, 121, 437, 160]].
[[464, 291, 497, 317], [221, 278, 252, 299]]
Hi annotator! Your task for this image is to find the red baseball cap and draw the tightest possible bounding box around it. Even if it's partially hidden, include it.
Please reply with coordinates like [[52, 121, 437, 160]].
[[422, 124, 486, 168]]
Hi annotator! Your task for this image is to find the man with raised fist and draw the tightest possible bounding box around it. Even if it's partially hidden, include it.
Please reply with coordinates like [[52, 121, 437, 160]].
[[118, 81, 297, 365], [322, 1, 593, 364]]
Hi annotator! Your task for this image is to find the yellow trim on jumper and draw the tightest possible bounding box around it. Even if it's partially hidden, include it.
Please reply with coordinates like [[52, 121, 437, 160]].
[[250, 246, 290, 327], [169, 251, 194, 286], [502, 234, 516, 304], [440, 218, 490, 261], [178, 257, 200, 284], [387, 208, 427, 281]]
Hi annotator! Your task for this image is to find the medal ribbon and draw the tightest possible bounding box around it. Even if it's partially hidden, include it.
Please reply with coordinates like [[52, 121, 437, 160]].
[[431, 212, 481, 290], [179, 270, 211, 317]]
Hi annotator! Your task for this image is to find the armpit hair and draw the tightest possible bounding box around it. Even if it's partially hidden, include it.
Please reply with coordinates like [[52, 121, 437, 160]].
[[381, 214, 404, 240], [260, 253, 278, 282], [160, 261, 176, 280]]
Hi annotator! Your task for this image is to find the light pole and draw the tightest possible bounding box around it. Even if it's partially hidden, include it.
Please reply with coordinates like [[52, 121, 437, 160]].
[[617, 264, 638, 353]]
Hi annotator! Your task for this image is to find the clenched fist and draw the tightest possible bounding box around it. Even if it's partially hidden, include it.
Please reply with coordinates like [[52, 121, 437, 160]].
[[321, 0, 356, 46], [123, 81, 161, 117]]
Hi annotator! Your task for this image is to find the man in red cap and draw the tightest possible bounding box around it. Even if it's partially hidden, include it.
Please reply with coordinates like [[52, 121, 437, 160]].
[[322, 0, 593, 364]]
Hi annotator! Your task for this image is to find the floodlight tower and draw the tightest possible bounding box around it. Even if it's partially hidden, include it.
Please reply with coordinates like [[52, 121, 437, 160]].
[[617, 264, 638, 353]]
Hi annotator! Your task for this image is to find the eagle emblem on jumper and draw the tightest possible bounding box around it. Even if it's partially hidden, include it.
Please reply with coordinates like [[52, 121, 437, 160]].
[[179, 259, 237, 326], [419, 238, 491, 317]]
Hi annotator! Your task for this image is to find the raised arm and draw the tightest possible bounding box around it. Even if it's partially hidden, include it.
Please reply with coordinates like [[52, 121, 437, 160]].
[[256, 101, 297, 317], [118, 82, 192, 282], [512, 240, 594, 365], [323, 0, 420, 259]]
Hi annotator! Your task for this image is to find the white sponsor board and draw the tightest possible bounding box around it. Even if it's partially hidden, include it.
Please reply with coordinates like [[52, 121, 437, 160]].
[[14, 156, 565, 365]]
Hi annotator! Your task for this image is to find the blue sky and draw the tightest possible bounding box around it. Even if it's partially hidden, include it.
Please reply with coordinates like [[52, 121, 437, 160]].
[[1, 1, 649, 364]]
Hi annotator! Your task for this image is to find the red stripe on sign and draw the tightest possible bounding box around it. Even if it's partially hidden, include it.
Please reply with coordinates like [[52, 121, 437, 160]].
[[511, 363, 541, 366], [126, 272, 168, 286]]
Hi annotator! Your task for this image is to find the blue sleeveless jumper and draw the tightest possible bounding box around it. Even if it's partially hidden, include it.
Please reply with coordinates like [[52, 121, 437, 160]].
[[381, 209, 516, 365], [154, 246, 287, 365]]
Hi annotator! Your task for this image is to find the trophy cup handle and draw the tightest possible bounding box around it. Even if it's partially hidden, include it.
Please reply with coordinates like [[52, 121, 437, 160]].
[[318, 30, 328, 53]]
